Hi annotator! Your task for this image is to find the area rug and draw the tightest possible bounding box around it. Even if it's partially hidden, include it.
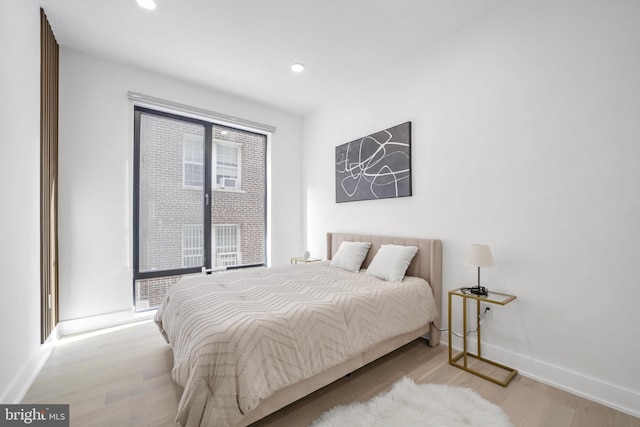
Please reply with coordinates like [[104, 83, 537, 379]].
[[309, 377, 513, 427]]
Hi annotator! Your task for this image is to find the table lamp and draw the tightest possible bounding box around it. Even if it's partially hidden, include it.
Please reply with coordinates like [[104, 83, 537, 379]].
[[464, 244, 494, 295]]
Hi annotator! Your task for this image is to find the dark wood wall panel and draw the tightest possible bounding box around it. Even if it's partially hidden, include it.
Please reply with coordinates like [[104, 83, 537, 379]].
[[40, 9, 59, 343]]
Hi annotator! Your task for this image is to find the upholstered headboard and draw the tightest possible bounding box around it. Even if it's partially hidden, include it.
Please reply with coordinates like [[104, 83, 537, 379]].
[[326, 232, 442, 345]]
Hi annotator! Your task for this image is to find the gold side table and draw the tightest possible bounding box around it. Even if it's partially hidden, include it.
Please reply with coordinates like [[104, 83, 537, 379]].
[[290, 257, 321, 264], [448, 288, 518, 387]]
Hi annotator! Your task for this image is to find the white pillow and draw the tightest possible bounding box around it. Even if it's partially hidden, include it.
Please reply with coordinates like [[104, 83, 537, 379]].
[[330, 241, 372, 272], [366, 244, 419, 281]]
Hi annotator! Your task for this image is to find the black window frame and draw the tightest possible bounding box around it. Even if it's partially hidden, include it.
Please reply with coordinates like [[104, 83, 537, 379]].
[[132, 105, 267, 308]]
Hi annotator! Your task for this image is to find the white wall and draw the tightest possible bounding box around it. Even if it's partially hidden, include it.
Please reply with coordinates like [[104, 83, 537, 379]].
[[303, 0, 640, 416], [58, 49, 304, 322], [0, 0, 44, 403]]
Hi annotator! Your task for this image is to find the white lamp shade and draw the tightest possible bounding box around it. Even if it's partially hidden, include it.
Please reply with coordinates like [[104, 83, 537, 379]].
[[464, 244, 494, 267]]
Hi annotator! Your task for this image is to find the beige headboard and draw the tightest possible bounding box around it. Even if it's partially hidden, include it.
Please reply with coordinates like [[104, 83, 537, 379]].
[[326, 232, 442, 345]]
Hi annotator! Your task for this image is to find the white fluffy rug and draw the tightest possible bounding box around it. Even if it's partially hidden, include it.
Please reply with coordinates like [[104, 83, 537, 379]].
[[309, 377, 513, 427]]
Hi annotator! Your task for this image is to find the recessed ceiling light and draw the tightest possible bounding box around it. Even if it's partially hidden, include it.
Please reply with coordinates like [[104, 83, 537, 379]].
[[291, 63, 305, 73], [137, 0, 156, 10]]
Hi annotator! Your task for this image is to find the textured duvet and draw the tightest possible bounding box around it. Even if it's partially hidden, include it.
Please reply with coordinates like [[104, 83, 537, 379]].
[[154, 262, 438, 427]]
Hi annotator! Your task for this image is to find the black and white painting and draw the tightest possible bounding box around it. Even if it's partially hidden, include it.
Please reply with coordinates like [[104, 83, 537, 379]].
[[335, 122, 412, 203]]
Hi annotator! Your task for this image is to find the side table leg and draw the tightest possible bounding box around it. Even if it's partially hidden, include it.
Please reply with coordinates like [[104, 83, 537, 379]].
[[477, 298, 482, 358], [448, 292, 452, 363], [462, 295, 467, 369]]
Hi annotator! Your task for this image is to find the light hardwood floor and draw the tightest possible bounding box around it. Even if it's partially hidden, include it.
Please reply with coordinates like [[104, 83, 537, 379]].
[[23, 320, 639, 427]]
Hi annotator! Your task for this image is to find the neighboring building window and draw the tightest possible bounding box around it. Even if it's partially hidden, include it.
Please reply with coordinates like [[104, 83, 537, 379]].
[[214, 225, 241, 267], [184, 134, 204, 187], [214, 141, 241, 190], [182, 225, 203, 267]]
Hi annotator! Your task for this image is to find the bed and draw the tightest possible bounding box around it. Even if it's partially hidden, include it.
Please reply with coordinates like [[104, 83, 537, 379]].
[[155, 232, 442, 427]]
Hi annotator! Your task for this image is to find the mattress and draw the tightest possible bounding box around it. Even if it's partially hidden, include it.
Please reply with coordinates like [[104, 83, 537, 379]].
[[155, 261, 439, 427]]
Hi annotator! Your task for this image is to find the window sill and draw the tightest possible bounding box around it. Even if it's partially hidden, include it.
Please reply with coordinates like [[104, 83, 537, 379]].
[[213, 188, 246, 194], [183, 185, 203, 190]]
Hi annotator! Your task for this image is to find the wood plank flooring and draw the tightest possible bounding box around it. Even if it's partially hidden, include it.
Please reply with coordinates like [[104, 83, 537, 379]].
[[22, 320, 640, 427]]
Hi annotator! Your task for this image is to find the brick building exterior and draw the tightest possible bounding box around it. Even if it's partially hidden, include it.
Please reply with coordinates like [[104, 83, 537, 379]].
[[135, 113, 265, 309]]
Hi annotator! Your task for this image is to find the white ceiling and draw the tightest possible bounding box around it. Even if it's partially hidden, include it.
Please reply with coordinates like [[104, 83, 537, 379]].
[[39, 0, 511, 116]]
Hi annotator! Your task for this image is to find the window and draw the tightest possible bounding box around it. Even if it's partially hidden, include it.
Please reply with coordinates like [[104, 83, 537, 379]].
[[214, 225, 241, 267], [133, 107, 267, 311], [184, 134, 204, 187], [214, 141, 241, 190], [182, 225, 204, 267], [135, 111, 205, 274]]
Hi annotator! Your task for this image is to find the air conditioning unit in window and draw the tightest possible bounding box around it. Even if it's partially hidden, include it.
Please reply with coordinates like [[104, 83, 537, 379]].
[[220, 177, 237, 189]]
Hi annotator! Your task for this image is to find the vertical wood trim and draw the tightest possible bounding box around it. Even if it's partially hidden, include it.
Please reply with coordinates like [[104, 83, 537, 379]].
[[40, 9, 59, 343]]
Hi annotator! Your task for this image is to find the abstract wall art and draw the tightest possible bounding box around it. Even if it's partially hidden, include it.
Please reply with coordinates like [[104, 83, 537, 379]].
[[335, 121, 412, 203]]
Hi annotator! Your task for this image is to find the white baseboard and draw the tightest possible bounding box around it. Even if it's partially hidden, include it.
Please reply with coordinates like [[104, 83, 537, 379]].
[[1, 327, 59, 404], [516, 356, 640, 419], [56, 308, 156, 336], [442, 336, 640, 418], [2, 310, 157, 404]]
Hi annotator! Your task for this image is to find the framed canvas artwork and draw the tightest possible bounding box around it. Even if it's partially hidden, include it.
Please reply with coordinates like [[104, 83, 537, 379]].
[[335, 121, 412, 203]]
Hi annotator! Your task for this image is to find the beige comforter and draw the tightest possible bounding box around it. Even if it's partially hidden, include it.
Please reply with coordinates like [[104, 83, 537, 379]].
[[155, 262, 438, 427]]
